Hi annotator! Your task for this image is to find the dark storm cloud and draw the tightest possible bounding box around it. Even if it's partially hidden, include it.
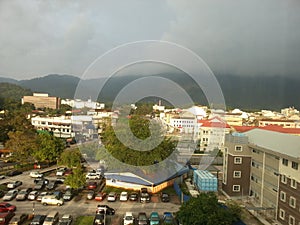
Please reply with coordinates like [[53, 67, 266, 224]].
[[0, 0, 299, 79]]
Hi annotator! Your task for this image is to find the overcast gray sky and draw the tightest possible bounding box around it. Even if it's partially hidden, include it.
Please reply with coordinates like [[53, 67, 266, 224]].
[[0, 0, 300, 80]]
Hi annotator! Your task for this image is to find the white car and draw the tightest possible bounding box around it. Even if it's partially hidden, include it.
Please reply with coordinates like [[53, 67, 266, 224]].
[[123, 212, 134, 225], [7, 181, 22, 189], [56, 167, 67, 176], [107, 192, 117, 202], [85, 172, 101, 180], [41, 195, 64, 206], [28, 190, 39, 200], [30, 171, 43, 178], [120, 191, 128, 201]]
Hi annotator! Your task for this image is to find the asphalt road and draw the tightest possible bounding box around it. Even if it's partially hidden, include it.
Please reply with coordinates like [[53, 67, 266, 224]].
[[0, 169, 181, 224]]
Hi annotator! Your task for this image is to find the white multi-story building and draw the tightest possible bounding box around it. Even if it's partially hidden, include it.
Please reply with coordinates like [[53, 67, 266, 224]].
[[197, 117, 230, 152], [61, 98, 105, 109], [31, 115, 97, 139]]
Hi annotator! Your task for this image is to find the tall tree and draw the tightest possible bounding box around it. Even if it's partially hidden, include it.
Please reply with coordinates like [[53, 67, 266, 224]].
[[5, 130, 38, 162], [33, 133, 65, 163], [64, 167, 86, 190], [59, 148, 82, 168], [176, 192, 241, 225]]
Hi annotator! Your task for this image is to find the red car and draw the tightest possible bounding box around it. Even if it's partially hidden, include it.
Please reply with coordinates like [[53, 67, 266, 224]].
[[95, 192, 106, 201], [87, 181, 97, 190], [0, 202, 16, 212]]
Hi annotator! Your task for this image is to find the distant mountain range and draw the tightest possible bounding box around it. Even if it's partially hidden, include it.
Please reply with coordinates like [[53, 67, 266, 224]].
[[0, 73, 299, 111]]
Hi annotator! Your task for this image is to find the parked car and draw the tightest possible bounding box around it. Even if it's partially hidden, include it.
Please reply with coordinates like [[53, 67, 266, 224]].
[[107, 192, 117, 202], [149, 212, 160, 225], [58, 214, 72, 225], [36, 192, 48, 202], [63, 169, 73, 176], [162, 212, 174, 224], [8, 213, 28, 225], [43, 211, 59, 225], [30, 215, 46, 225], [96, 205, 115, 215], [0, 203, 16, 212], [129, 192, 138, 201], [119, 192, 128, 201], [16, 188, 32, 201], [137, 212, 148, 225], [86, 191, 95, 200], [7, 181, 22, 189], [93, 214, 105, 225], [0, 211, 15, 225], [3, 190, 18, 201], [160, 192, 170, 202], [34, 178, 49, 185], [123, 212, 134, 225], [87, 181, 97, 190], [0, 176, 5, 180], [46, 181, 57, 191], [55, 177, 65, 184], [94, 192, 106, 201], [0, 191, 5, 198], [56, 168, 67, 176], [6, 170, 22, 177], [62, 189, 73, 201], [140, 188, 150, 203], [30, 171, 43, 178], [41, 195, 64, 206], [85, 172, 101, 180], [28, 191, 39, 200], [34, 180, 45, 190]]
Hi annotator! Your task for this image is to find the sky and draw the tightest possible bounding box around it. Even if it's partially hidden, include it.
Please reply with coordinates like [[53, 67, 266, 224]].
[[0, 0, 300, 80]]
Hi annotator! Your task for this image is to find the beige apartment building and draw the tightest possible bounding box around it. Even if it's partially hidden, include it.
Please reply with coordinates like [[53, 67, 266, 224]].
[[22, 93, 60, 109], [223, 129, 300, 223]]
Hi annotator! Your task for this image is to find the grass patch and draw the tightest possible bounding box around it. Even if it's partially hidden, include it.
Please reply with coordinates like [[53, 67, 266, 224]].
[[74, 216, 94, 225]]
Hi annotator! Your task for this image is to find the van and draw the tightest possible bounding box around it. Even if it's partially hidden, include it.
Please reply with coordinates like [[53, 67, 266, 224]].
[[41, 195, 64, 206], [0, 211, 15, 225], [43, 211, 59, 225]]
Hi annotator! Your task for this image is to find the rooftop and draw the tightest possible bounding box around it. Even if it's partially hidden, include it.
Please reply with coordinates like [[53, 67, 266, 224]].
[[244, 128, 300, 159]]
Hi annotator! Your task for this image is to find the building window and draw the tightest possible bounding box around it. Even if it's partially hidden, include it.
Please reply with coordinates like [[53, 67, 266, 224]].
[[289, 197, 296, 208], [281, 175, 287, 184], [234, 157, 242, 164], [291, 179, 297, 189], [232, 185, 240, 192], [279, 209, 285, 220], [292, 161, 298, 170], [235, 146, 242, 151], [233, 171, 242, 178], [280, 191, 286, 202], [289, 216, 295, 225], [282, 158, 288, 166]]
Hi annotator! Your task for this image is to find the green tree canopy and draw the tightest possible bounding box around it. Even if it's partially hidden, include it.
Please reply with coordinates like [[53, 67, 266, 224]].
[[64, 167, 86, 190], [33, 133, 65, 163], [59, 148, 82, 168], [101, 115, 176, 166], [176, 192, 241, 225], [5, 130, 38, 162]]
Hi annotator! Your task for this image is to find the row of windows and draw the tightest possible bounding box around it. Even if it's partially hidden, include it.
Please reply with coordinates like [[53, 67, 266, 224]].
[[280, 191, 297, 208], [281, 175, 298, 189], [282, 158, 299, 170], [279, 209, 297, 225]]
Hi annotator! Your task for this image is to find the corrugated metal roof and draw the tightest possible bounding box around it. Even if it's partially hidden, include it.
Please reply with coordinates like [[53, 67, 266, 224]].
[[245, 128, 300, 158]]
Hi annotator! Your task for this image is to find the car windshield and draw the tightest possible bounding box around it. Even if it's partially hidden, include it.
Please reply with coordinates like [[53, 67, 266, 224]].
[[139, 214, 147, 220], [125, 216, 133, 220]]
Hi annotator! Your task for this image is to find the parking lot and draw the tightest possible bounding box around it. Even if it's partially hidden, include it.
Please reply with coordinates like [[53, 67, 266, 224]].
[[0, 168, 181, 224]]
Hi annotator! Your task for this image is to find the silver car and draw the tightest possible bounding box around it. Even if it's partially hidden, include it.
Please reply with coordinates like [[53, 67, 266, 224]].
[[3, 190, 18, 201]]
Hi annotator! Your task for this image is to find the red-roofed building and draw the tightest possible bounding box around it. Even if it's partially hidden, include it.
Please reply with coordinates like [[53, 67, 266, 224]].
[[233, 125, 300, 136], [197, 117, 230, 152]]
